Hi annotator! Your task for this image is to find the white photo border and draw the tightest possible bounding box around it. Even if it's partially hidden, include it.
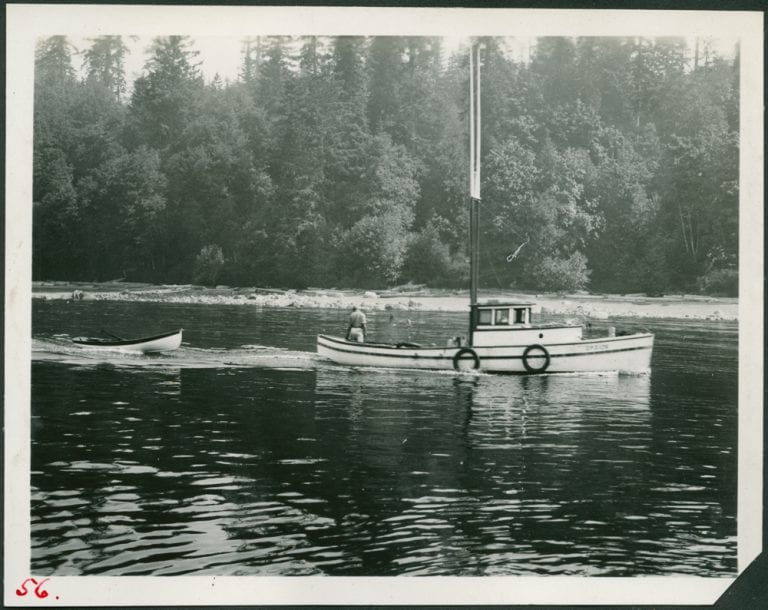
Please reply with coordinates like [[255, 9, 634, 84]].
[[5, 4, 763, 606]]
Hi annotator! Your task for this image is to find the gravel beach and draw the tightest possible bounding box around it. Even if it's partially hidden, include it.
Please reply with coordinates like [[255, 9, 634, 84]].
[[33, 281, 738, 321]]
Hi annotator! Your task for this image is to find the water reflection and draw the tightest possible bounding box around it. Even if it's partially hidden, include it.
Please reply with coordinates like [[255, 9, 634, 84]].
[[311, 370, 656, 575], [31, 302, 737, 577]]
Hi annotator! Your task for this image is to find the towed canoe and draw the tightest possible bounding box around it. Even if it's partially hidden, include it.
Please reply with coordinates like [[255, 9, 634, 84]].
[[72, 329, 183, 354]]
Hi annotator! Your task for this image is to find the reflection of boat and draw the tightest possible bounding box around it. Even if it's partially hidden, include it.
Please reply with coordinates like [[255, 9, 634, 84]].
[[72, 329, 183, 354], [314, 366, 651, 414], [472, 372, 652, 411], [317, 45, 653, 375]]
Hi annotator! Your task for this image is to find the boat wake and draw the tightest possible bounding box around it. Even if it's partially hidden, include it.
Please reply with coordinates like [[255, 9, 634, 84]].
[[32, 336, 648, 377], [33, 336, 475, 376], [32, 336, 325, 371]]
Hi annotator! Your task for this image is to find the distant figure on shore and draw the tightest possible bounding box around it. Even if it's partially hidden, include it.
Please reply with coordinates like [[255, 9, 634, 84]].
[[346, 306, 367, 343], [72, 289, 84, 301]]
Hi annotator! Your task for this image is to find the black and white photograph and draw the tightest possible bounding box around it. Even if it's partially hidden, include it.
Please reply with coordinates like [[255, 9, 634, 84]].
[[5, 4, 763, 606]]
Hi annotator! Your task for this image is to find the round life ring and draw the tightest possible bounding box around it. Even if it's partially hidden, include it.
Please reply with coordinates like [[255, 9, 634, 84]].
[[453, 347, 480, 371], [522, 344, 550, 373]]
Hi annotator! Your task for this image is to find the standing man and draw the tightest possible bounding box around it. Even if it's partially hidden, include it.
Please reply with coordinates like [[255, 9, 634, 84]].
[[346, 306, 367, 343]]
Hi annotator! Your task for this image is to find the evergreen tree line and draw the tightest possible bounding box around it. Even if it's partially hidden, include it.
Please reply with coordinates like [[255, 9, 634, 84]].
[[33, 35, 739, 295]]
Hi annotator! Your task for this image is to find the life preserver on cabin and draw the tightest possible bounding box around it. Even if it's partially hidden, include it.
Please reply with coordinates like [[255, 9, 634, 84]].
[[522, 344, 550, 373], [453, 347, 480, 371]]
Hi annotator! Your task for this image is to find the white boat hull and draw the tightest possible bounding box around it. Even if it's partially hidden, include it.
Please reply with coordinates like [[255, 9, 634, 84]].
[[317, 333, 653, 375], [122, 331, 182, 353], [72, 329, 183, 354]]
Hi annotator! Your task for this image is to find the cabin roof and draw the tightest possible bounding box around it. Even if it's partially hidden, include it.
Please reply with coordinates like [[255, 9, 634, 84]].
[[472, 301, 535, 308]]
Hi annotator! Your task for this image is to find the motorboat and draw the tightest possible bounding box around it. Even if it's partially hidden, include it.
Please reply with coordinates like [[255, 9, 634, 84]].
[[316, 45, 653, 375]]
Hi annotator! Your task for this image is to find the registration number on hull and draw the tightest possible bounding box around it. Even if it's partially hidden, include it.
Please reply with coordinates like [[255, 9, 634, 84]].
[[584, 343, 610, 352]]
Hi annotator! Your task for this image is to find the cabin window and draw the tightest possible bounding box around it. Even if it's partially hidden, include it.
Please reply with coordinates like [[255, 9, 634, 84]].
[[478, 309, 493, 325], [495, 309, 510, 325], [514, 308, 526, 324]]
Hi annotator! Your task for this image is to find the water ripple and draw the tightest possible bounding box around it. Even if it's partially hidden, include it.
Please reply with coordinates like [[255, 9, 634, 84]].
[[30, 304, 738, 576]]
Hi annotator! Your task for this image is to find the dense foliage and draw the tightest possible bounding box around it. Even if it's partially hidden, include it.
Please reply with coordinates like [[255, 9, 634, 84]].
[[33, 35, 739, 295]]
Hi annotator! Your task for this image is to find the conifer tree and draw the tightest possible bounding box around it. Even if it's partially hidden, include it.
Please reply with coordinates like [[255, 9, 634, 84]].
[[83, 35, 130, 101]]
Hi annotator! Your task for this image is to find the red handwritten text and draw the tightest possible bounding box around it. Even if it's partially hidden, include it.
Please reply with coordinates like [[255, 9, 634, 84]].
[[15, 578, 51, 599]]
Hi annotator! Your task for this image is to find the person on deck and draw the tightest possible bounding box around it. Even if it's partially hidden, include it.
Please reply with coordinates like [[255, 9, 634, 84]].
[[346, 306, 367, 343]]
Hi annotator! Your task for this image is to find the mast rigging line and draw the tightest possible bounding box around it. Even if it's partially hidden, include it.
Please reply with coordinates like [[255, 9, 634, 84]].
[[476, 213, 530, 256], [506, 237, 530, 262]]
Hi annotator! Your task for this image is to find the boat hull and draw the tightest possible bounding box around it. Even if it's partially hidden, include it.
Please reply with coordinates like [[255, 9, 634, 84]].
[[72, 329, 183, 354], [317, 333, 653, 374]]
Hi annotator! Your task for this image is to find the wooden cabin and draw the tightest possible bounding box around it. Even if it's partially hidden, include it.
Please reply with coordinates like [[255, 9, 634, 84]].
[[470, 302, 583, 347]]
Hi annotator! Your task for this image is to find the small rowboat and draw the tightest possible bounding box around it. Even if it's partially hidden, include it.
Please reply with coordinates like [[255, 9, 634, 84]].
[[72, 329, 183, 354]]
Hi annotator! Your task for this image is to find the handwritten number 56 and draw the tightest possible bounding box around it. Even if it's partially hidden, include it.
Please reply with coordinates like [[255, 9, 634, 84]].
[[15, 578, 50, 599]]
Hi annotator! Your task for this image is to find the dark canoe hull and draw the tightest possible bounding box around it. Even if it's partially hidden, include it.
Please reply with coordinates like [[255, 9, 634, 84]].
[[72, 329, 183, 353]]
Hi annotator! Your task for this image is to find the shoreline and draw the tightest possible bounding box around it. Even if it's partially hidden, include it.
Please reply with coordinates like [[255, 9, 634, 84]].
[[32, 281, 738, 321]]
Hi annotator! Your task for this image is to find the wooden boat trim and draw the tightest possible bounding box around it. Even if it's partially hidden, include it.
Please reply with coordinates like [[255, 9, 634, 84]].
[[473, 324, 581, 332], [319, 334, 445, 350], [318, 334, 651, 360], [480, 344, 651, 360], [478, 333, 654, 349], [318, 336, 452, 359], [320, 332, 652, 349]]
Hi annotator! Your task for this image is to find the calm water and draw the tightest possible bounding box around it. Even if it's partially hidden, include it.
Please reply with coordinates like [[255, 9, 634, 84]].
[[30, 299, 738, 576]]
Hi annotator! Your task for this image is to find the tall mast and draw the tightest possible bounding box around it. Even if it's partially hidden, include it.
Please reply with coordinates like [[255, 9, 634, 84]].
[[469, 44, 482, 308]]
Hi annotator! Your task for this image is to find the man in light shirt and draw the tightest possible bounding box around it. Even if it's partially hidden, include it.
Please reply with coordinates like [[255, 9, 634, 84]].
[[346, 306, 367, 343]]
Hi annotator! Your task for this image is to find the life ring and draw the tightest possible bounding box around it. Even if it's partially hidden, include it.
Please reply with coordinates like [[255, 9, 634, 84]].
[[453, 347, 480, 371], [522, 344, 550, 373]]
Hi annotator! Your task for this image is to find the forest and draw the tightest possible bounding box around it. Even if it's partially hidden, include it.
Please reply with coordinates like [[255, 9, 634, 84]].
[[33, 35, 739, 296]]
